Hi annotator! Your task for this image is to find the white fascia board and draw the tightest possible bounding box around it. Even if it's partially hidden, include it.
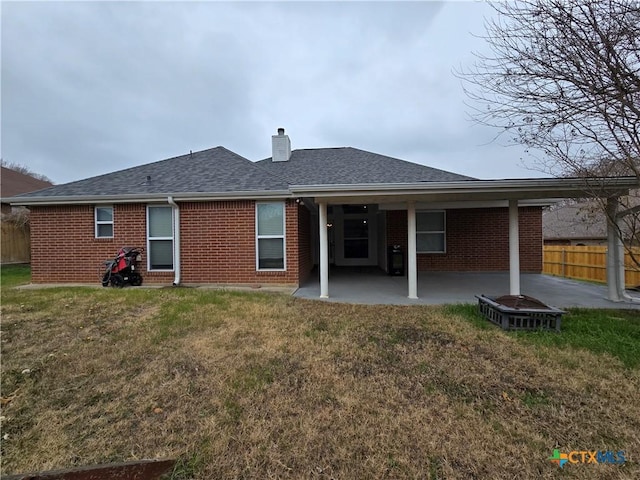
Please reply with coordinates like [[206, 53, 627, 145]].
[[290, 177, 637, 198], [9, 190, 293, 206]]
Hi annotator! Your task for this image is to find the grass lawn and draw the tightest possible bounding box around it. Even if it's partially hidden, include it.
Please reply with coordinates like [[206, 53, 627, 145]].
[[1, 265, 639, 479]]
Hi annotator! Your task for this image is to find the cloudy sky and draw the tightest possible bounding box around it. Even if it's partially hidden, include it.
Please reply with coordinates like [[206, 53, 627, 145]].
[[2, 0, 543, 186]]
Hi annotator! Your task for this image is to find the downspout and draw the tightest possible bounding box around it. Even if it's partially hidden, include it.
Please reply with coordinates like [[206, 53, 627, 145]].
[[168, 196, 181, 286]]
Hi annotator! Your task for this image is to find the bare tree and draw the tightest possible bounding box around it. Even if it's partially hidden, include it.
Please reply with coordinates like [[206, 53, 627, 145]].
[[459, 0, 640, 263]]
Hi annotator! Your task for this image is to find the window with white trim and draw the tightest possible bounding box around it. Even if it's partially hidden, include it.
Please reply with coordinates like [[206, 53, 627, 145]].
[[95, 206, 114, 238], [416, 211, 446, 253], [147, 206, 174, 270], [256, 202, 285, 270]]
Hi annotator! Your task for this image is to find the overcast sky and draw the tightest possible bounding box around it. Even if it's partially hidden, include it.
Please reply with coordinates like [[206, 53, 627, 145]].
[[2, 0, 545, 186]]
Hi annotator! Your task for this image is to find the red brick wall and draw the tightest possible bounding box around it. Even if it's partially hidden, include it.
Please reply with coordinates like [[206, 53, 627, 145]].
[[179, 199, 300, 284], [385, 207, 543, 273], [387, 209, 408, 252], [30, 200, 305, 285], [297, 204, 313, 284], [29, 204, 169, 285]]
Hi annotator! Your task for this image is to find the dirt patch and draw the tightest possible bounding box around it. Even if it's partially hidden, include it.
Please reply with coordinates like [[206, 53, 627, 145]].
[[494, 294, 552, 309]]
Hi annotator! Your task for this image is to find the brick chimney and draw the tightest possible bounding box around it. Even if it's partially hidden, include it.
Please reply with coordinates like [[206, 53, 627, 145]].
[[272, 127, 291, 162]]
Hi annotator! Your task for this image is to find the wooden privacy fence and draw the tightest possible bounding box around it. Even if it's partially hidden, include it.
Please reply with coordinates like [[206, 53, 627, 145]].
[[1, 221, 30, 264], [543, 245, 640, 287]]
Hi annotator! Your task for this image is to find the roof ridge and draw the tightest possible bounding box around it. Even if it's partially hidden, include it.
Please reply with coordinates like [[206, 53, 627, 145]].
[[291, 147, 349, 152]]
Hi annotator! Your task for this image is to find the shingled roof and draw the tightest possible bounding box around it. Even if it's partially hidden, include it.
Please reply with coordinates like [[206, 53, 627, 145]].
[[12, 144, 474, 203], [14, 147, 290, 199], [256, 147, 473, 185]]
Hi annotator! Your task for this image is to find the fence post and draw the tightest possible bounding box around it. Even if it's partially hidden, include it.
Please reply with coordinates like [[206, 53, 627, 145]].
[[561, 248, 566, 278]]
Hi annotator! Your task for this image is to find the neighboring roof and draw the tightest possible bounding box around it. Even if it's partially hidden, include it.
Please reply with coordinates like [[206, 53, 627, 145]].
[[543, 203, 608, 240], [256, 147, 473, 185], [13, 147, 290, 200], [544, 195, 640, 241], [1, 166, 53, 200]]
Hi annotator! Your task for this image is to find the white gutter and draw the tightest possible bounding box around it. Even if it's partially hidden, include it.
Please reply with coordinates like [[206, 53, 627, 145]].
[[167, 196, 181, 286], [8, 190, 293, 207]]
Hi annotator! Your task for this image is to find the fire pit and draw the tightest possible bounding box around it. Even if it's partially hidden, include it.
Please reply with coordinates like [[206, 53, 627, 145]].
[[475, 294, 564, 332]]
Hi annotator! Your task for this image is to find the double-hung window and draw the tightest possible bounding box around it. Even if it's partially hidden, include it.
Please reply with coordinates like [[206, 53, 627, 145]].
[[147, 206, 174, 270], [256, 202, 285, 270], [416, 211, 446, 253], [95, 206, 114, 238]]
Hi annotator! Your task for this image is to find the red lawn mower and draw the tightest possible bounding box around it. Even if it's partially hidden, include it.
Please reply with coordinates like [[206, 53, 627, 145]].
[[101, 247, 143, 287]]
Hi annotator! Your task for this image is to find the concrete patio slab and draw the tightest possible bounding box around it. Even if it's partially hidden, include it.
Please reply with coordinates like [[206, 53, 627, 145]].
[[294, 269, 640, 309]]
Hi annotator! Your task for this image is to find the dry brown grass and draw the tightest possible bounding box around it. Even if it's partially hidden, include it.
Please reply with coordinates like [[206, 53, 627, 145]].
[[1, 285, 639, 479]]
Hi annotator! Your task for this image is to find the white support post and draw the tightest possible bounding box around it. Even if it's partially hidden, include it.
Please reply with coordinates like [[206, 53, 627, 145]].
[[617, 232, 626, 298], [606, 197, 622, 301], [508, 199, 521, 296], [407, 201, 418, 299], [319, 201, 329, 298]]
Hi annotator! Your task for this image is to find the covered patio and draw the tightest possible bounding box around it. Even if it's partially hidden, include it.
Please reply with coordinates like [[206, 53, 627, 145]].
[[294, 176, 639, 305], [294, 268, 640, 308]]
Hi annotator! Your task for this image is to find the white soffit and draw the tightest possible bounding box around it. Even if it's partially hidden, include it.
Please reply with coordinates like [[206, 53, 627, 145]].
[[377, 199, 560, 210]]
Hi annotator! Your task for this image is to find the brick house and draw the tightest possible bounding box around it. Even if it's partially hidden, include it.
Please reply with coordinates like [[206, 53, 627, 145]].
[[10, 129, 637, 300]]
